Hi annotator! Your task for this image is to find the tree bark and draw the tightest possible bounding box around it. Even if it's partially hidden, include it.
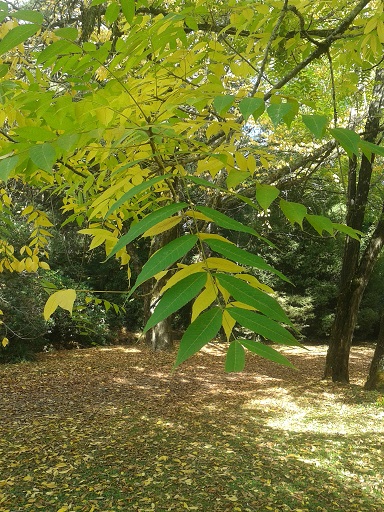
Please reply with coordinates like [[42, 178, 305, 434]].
[[324, 67, 384, 382], [365, 312, 384, 391], [324, 210, 384, 381], [143, 227, 179, 351]]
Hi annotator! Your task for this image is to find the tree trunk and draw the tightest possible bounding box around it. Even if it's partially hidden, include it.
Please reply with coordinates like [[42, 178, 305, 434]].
[[324, 67, 384, 382], [143, 227, 179, 351], [364, 312, 384, 391], [324, 209, 384, 381]]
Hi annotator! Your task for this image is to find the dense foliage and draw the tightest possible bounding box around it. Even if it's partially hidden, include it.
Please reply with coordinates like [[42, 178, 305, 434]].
[[0, 1, 383, 379]]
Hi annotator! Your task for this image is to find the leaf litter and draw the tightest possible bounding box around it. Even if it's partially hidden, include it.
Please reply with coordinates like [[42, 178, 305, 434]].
[[0, 342, 383, 512]]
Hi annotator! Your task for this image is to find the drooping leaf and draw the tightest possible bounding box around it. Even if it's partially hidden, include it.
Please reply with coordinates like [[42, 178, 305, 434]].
[[228, 307, 299, 346], [174, 307, 222, 368], [105, 2, 120, 24], [302, 114, 328, 138], [332, 223, 362, 240], [54, 27, 79, 41], [225, 340, 245, 372], [121, 0, 135, 24], [239, 97, 265, 122], [11, 10, 44, 24], [36, 40, 81, 65], [0, 155, 19, 182], [306, 214, 334, 236], [15, 127, 56, 142], [144, 272, 207, 333], [0, 24, 40, 56], [196, 206, 259, 237], [239, 339, 295, 368], [129, 235, 198, 297], [104, 174, 172, 218], [107, 202, 188, 259], [213, 95, 235, 116], [330, 127, 360, 158], [279, 199, 307, 228], [267, 103, 294, 127], [205, 238, 291, 282], [143, 216, 182, 237], [256, 183, 280, 211], [29, 143, 56, 172], [43, 289, 76, 320], [216, 273, 292, 325], [359, 140, 384, 158]]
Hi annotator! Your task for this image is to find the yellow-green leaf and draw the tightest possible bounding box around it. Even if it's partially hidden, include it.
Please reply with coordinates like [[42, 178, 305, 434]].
[[43, 289, 76, 320]]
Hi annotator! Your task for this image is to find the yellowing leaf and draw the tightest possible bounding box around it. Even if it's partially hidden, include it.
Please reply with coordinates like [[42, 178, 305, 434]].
[[222, 309, 236, 340], [39, 261, 50, 270], [160, 262, 205, 294], [185, 210, 212, 222], [191, 275, 217, 321], [43, 289, 76, 320], [198, 233, 235, 244], [205, 257, 245, 273], [143, 215, 182, 237], [1, 337, 9, 347]]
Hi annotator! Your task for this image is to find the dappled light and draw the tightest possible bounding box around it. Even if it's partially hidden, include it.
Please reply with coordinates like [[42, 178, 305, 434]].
[[1, 343, 384, 511]]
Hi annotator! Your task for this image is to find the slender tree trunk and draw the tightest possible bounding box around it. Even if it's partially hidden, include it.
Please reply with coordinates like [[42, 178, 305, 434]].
[[324, 68, 384, 382], [365, 312, 384, 391], [143, 226, 179, 351]]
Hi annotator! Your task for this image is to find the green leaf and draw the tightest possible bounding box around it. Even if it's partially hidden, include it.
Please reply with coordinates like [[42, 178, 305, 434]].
[[239, 97, 265, 122], [227, 307, 299, 346], [15, 127, 56, 142], [11, 10, 44, 24], [105, 174, 172, 218], [306, 214, 334, 236], [144, 273, 207, 333], [91, 0, 105, 5], [129, 234, 198, 297], [226, 170, 249, 189], [29, 143, 56, 173], [54, 28, 79, 41], [329, 128, 360, 158], [213, 95, 235, 116], [267, 103, 294, 127], [302, 114, 328, 138], [332, 223, 362, 241], [196, 206, 259, 237], [107, 202, 188, 260], [36, 40, 81, 65], [256, 183, 280, 211], [0, 64, 8, 78], [205, 238, 291, 282], [359, 140, 384, 159], [216, 273, 292, 325], [121, 0, 135, 23], [174, 307, 222, 368], [280, 199, 307, 228], [225, 340, 245, 372], [0, 155, 18, 182], [105, 2, 120, 23], [0, 24, 40, 55], [239, 339, 295, 368], [0, 2, 8, 23]]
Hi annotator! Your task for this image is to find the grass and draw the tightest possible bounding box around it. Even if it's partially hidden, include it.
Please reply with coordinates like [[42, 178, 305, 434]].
[[1, 342, 383, 512]]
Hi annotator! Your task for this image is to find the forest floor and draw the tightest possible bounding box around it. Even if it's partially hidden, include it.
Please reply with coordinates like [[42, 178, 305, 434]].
[[1, 341, 384, 512]]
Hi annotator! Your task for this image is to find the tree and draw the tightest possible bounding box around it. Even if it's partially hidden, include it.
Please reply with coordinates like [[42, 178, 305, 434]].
[[324, 68, 384, 382], [0, 0, 383, 370]]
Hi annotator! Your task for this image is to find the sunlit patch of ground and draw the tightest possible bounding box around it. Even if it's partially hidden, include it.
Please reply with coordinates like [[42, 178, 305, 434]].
[[1, 342, 383, 511]]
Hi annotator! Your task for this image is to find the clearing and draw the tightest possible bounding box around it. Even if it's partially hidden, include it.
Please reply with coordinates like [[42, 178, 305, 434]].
[[1, 342, 383, 512]]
